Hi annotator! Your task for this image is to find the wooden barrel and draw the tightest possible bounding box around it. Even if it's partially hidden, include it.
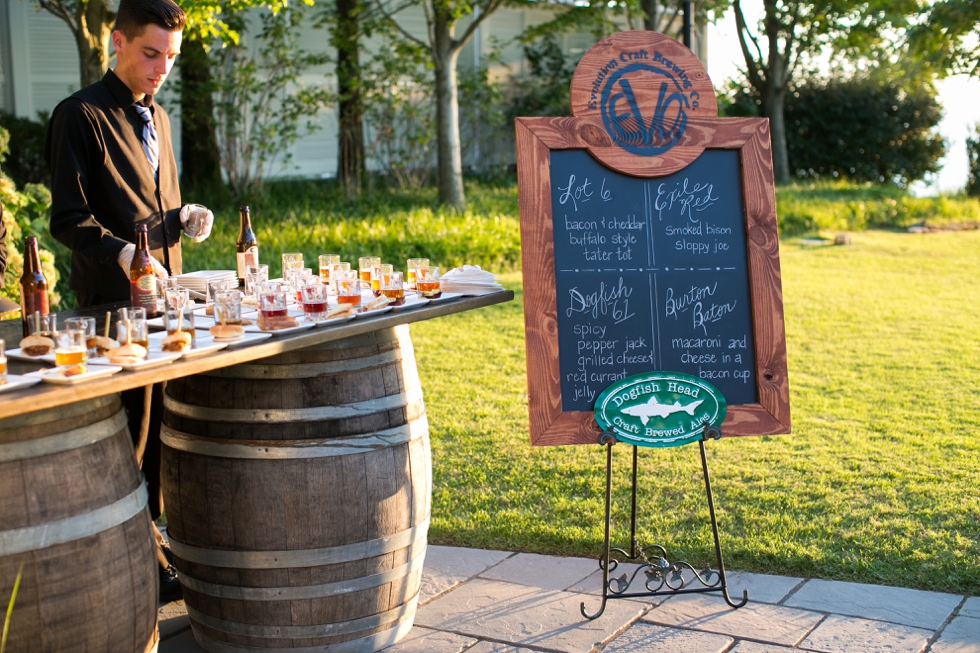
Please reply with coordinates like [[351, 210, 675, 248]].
[[161, 325, 431, 653], [0, 395, 159, 653]]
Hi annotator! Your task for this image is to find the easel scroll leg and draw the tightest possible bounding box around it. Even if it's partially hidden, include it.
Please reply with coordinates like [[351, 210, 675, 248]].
[[582, 433, 617, 620], [700, 425, 748, 609]]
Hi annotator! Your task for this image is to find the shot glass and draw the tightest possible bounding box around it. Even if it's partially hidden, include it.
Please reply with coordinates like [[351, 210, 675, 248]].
[[406, 258, 429, 290], [335, 270, 362, 307], [259, 290, 289, 319], [164, 303, 195, 335], [319, 254, 341, 283], [415, 265, 441, 298], [301, 282, 329, 320], [372, 263, 392, 295], [381, 270, 405, 305], [68, 316, 97, 358], [282, 252, 304, 278], [55, 323, 88, 367], [116, 308, 148, 348], [183, 203, 209, 239], [214, 290, 243, 325], [26, 312, 58, 338], [245, 264, 270, 300], [0, 339, 7, 382], [165, 286, 190, 312], [358, 256, 380, 286]]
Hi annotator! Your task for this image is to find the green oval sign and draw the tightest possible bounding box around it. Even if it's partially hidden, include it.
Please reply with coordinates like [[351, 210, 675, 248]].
[[594, 372, 727, 448]]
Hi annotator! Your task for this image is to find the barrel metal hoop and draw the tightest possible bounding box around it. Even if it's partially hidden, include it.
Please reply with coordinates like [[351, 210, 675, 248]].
[[190, 614, 416, 653], [160, 414, 428, 460], [204, 348, 406, 379], [163, 385, 424, 423], [178, 545, 426, 600], [0, 410, 128, 463], [0, 482, 148, 556], [185, 592, 418, 639], [168, 516, 429, 569]]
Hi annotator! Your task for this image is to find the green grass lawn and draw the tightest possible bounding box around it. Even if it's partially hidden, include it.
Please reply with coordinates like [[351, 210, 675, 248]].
[[411, 229, 980, 594]]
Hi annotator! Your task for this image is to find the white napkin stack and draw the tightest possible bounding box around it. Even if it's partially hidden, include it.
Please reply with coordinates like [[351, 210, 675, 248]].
[[440, 265, 504, 295], [174, 270, 237, 294]]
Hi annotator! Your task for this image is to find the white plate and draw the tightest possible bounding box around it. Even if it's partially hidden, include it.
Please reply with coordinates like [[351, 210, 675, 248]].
[[194, 315, 262, 333], [5, 348, 56, 364], [217, 331, 273, 347], [89, 351, 182, 371], [425, 292, 464, 303], [27, 364, 123, 385], [256, 322, 317, 336], [0, 374, 43, 393], [390, 295, 430, 311], [355, 305, 393, 318], [147, 332, 229, 359], [310, 314, 357, 327]]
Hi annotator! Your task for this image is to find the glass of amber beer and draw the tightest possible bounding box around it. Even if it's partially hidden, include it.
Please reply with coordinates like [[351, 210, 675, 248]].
[[335, 270, 361, 307], [358, 256, 380, 287], [415, 265, 441, 298], [381, 271, 405, 305], [406, 258, 428, 290], [319, 254, 340, 283], [56, 320, 88, 367], [116, 308, 149, 348]]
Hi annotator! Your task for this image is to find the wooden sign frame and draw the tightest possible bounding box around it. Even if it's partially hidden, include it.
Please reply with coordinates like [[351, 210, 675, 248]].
[[517, 113, 791, 446]]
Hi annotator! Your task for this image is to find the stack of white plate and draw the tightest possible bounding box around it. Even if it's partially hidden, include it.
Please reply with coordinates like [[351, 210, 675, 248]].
[[439, 265, 504, 295], [174, 270, 237, 295]]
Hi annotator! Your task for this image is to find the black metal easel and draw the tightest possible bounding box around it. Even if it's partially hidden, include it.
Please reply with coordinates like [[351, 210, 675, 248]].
[[581, 424, 748, 619]]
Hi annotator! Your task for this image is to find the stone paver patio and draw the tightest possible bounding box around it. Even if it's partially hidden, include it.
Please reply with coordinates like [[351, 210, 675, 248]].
[[158, 545, 980, 653]]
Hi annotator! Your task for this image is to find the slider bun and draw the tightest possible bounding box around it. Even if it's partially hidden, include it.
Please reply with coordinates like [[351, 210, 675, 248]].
[[19, 335, 55, 356], [161, 331, 192, 352], [210, 324, 245, 339], [106, 342, 148, 363], [94, 335, 120, 350]]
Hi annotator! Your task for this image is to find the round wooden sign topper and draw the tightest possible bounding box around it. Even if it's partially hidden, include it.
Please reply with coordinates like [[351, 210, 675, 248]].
[[570, 31, 717, 158]]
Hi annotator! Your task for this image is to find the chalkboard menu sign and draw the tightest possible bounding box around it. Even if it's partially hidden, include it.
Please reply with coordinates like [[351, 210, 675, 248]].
[[517, 31, 790, 446]]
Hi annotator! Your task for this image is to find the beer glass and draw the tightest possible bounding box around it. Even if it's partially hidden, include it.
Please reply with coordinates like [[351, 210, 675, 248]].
[[56, 321, 88, 367], [319, 254, 340, 283], [282, 252, 304, 278], [164, 302, 195, 335], [214, 290, 243, 326], [184, 204, 209, 238], [358, 256, 380, 286], [116, 308, 148, 348], [69, 316, 97, 357], [245, 264, 270, 301], [259, 290, 288, 319], [415, 265, 442, 298], [335, 270, 361, 307], [372, 263, 392, 295], [27, 312, 58, 338], [406, 258, 428, 290], [381, 271, 405, 305], [301, 282, 329, 320]]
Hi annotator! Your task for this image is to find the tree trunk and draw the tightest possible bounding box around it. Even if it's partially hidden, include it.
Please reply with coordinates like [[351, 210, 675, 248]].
[[75, 0, 113, 87], [179, 37, 222, 189], [642, 0, 661, 31], [433, 18, 464, 210], [334, 0, 365, 198], [760, 83, 790, 183]]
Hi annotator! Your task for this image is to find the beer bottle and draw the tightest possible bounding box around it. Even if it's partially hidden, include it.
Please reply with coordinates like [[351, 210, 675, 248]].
[[19, 236, 49, 337], [130, 224, 158, 311], [236, 206, 259, 282]]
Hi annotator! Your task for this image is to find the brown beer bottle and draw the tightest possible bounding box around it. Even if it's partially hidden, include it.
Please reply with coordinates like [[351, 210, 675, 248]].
[[236, 206, 259, 282], [19, 236, 49, 337], [130, 224, 158, 311]]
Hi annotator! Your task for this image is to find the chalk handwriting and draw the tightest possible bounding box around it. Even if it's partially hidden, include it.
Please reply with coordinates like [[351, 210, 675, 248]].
[[655, 178, 718, 221]]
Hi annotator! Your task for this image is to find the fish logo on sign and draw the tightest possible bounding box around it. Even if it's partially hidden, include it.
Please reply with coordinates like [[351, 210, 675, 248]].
[[601, 62, 694, 156], [594, 372, 726, 448]]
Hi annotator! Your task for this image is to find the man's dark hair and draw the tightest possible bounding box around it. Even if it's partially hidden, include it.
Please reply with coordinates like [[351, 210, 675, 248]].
[[114, 0, 186, 39]]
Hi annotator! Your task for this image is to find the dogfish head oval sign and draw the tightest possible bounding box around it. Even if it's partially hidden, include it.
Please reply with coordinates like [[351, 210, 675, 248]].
[[594, 372, 727, 448], [569, 31, 717, 158]]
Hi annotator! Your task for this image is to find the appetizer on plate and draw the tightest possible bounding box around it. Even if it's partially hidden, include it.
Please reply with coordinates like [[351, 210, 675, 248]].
[[105, 342, 148, 365], [258, 315, 300, 331], [93, 336, 120, 357], [161, 331, 192, 352], [20, 335, 55, 357], [324, 303, 355, 319], [210, 324, 246, 342], [359, 295, 391, 312]]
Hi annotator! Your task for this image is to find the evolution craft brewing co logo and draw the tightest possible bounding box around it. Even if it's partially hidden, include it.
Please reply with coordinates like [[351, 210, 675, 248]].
[[590, 50, 701, 156], [594, 372, 726, 448]]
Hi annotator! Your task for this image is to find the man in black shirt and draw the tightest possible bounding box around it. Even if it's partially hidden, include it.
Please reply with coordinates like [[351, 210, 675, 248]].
[[44, 0, 213, 603]]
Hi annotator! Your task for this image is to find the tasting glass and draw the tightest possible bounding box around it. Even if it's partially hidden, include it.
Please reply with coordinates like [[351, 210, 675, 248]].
[[406, 258, 428, 289], [213, 290, 243, 326], [26, 312, 58, 338], [371, 263, 392, 295], [415, 265, 441, 298], [301, 282, 329, 320], [56, 322, 88, 367], [381, 271, 405, 305], [0, 339, 7, 382], [207, 278, 232, 305], [358, 256, 380, 285], [164, 302, 195, 336], [165, 286, 190, 311], [319, 254, 340, 282], [335, 270, 362, 307], [330, 262, 351, 293], [259, 290, 289, 319], [245, 264, 270, 301], [282, 252, 304, 278], [116, 308, 148, 348], [183, 203, 208, 238], [69, 316, 97, 358]]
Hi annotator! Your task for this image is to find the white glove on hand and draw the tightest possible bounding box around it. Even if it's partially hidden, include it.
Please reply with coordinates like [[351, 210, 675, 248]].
[[117, 243, 169, 278], [180, 204, 214, 243]]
